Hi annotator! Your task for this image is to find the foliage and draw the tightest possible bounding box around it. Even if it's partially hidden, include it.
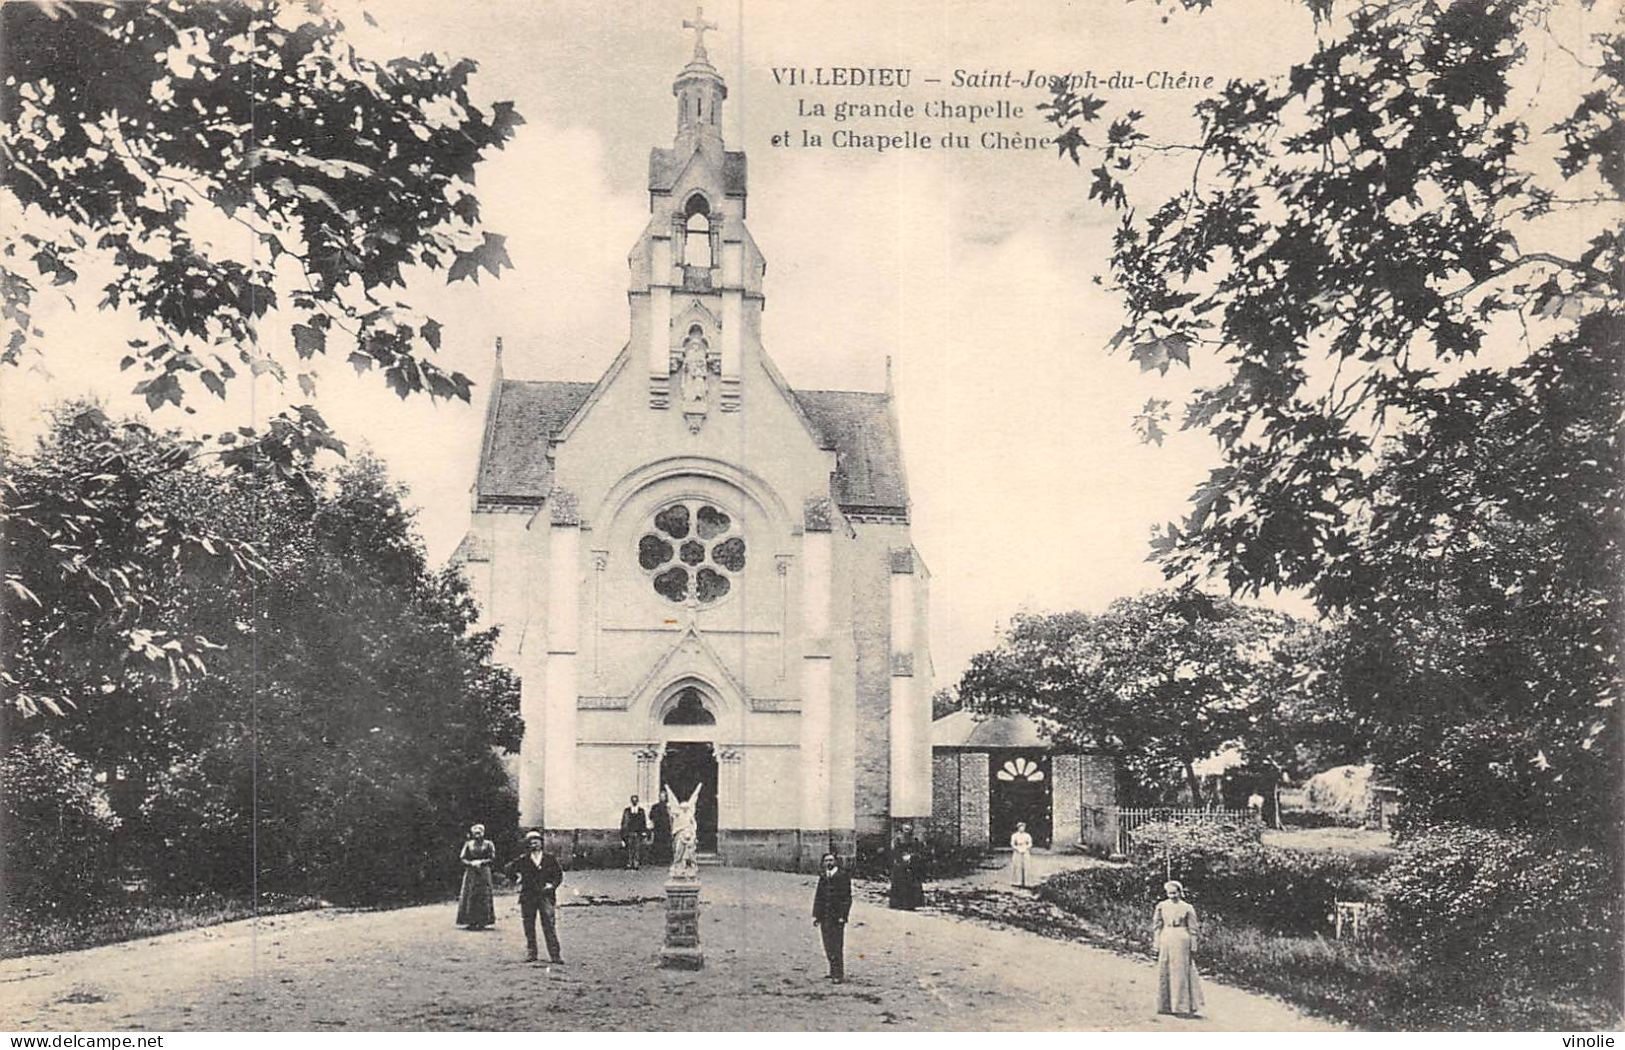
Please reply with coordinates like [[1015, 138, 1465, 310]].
[[1, 0, 522, 721], [1029, 869, 1615, 1030], [849, 837, 987, 882], [3, 0, 520, 416], [0, 735, 120, 912], [3, 411, 521, 909], [958, 589, 1331, 801], [1044, 0, 1622, 841], [1, 889, 320, 960], [1, 404, 260, 718], [1377, 824, 1622, 998], [1123, 820, 1385, 936]]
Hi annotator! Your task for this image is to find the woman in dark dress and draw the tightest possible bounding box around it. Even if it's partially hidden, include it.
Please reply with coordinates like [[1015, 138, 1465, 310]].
[[887, 825, 926, 911], [456, 823, 497, 929], [649, 789, 672, 864]]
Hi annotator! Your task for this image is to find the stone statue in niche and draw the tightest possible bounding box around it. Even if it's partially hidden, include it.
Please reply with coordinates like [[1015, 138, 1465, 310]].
[[680, 333, 710, 409]]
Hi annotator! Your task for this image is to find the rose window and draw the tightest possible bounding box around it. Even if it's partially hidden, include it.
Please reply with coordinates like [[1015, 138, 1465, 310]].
[[639, 501, 746, 604], [996, 757, 1045, 782]]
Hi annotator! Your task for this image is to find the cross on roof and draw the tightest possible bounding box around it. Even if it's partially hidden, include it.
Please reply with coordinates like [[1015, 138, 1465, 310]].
[[683, 5, 717, 59]]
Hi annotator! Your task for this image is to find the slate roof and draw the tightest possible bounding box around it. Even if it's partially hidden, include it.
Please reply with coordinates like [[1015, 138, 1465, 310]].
[[473, 379, 909, 515], [792, 389, 908, 514], [450, 531, 491, 564], [475, 380, 594, 503], [649, 147, 748, 197]]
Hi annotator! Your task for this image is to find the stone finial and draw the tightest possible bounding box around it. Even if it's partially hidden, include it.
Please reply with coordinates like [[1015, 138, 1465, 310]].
[[549, 489, 581, 526], [804, 496, 835, 533]]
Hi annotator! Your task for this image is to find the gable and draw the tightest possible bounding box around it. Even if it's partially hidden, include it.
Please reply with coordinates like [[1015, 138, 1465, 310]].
[[649, 145, 747, 198]]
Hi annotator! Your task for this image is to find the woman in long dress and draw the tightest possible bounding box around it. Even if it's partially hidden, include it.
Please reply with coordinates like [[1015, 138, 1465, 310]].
[[1008, 822, 1034, 887], [887, 826, 925, 910], [456, 823, 497, 929], [1153, 879, 1205, 1016]]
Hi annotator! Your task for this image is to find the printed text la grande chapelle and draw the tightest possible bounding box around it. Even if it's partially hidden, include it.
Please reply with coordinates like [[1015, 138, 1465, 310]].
[[767, 65, 1216, 155]]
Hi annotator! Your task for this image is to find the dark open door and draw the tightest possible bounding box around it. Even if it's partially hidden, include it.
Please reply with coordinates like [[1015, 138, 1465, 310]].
[[660, 742, 719, 852], [990, 752, 1053, 848]]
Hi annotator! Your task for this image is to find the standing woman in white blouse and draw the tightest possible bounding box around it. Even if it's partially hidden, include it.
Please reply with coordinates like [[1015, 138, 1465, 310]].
[[1008, 822, 1034, 887], [1153, 879, 1205, 1017]]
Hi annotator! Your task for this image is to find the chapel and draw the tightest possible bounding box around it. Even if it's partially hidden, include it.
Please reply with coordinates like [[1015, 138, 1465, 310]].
[[454, 15, 934, 870]]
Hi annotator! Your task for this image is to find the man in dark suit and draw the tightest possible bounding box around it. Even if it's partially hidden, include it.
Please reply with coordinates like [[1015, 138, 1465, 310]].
[[811, 851, 852, 983], [505, 829, 564, 963], [620, 794, 650, 870]]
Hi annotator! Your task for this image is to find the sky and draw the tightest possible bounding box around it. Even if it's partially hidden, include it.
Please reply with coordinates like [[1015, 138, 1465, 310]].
[[6, 0, 1342, 683]]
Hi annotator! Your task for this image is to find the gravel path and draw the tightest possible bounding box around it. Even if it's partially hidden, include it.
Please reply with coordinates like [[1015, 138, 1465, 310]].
[[1, 867, 1339, 1031]]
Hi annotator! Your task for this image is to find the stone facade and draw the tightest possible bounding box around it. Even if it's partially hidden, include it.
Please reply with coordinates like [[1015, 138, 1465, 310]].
[[456, 22, 932, 872]]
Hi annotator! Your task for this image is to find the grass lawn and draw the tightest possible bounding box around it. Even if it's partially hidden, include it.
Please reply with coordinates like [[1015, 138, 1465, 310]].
[[2, 890, 324, 959], [1262, 827, 1396, 859]]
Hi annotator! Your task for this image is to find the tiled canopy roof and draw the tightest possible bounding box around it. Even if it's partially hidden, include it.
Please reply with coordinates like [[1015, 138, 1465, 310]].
[[473, 379, 909, 516], [932, 710, 1057, 750]]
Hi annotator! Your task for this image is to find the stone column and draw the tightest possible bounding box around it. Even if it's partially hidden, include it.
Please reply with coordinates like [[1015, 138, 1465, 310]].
[[1052, 753, 1084, 850], [959, 753, 990, 847], [719, 235, 742, 412], [543, 491, 580, 832], [660, 879, 704, 970], [494, 506, 546, 828], [800, 500, 834, 842], [888, 547, 927, 818], [635, 747, 661, 804], [589, 550, 608, 677], [648, 234, 673, 407], [717, 747, 744, 852]]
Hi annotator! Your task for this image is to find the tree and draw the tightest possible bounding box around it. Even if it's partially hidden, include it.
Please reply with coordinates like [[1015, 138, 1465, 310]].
[[1041, 0, 1620, 838], [4, 0, 521, 418], [1, 404, 260, 719], [959, 589, 1317, 803], [1, 0, 523, 718], [4, 411, 522, 904]]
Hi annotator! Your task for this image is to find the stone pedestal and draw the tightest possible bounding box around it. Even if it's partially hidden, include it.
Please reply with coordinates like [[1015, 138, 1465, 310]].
[[659, 877, 704, 969]]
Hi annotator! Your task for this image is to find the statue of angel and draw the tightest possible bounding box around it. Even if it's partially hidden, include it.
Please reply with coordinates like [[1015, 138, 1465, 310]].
[[665, 781, 705, 879]]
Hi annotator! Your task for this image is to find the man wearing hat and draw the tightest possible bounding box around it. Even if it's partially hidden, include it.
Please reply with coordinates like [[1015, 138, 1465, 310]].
[[505, 829, 565, 963]]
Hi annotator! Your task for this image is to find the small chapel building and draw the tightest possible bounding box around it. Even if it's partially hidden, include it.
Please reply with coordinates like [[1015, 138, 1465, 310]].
[[454, 18, 934, 870]]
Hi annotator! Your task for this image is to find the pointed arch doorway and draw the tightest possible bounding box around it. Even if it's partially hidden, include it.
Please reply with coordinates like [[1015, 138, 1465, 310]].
[[657, 685, 720, 852]]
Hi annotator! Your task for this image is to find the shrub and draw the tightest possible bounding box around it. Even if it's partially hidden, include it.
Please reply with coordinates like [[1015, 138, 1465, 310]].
[[1377, 824, 1623, 998], [850, 838, 986, 881], [1125, 820, 1386, 935], [0, 736, 121, 912]]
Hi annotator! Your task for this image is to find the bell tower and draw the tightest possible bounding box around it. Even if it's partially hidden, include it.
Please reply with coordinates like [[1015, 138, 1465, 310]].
[[673, 7, 725, 154], [629, 8, 767, 425]]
